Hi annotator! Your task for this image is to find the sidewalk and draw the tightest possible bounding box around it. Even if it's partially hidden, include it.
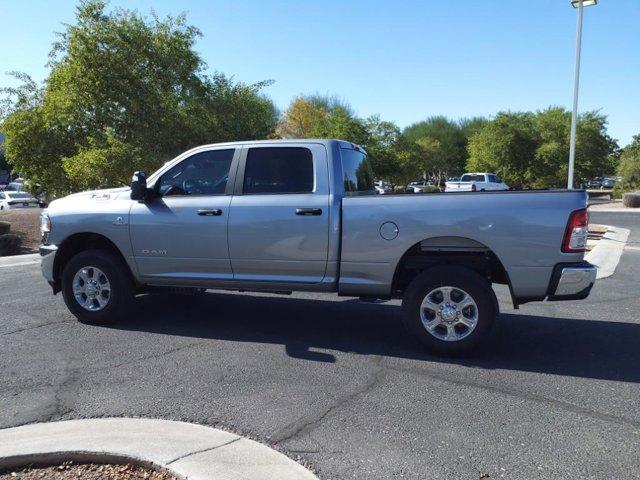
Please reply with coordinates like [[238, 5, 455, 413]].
[[0, 253, 40, 268], [585, 225, 630, 279], [0, 418, 318, 480], [589, 200, 640, 213]]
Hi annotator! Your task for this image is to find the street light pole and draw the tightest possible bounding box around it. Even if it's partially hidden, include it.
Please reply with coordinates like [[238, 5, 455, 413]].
[[567, 0, 584, 189], [567, 0, 596, 189]]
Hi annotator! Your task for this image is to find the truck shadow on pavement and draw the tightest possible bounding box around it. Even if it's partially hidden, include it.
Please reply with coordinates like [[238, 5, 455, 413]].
[[118, 291, 640, 384]]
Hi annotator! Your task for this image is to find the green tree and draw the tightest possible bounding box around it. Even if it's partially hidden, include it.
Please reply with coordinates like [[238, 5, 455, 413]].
[[362, 115, 401, 181], [467, 108, 617, 189], [467, 112, 538, 188], [1, 0, 277, 195], [617, 135, 640, 189], [276, 94, 369, 145], [0, 133, 8, 172], [402, 116, 468, 175]]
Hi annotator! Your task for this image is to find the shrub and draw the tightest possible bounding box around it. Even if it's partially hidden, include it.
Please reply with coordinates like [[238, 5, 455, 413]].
[[611, 186, 625, 199], [0, 233, 22, 256], [0, 221, 10, 235], [622, 192, 640, 208]]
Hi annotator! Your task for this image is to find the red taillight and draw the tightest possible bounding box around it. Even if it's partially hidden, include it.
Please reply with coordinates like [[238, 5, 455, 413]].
[[471, 184, 477, 192], [562, 208, 589, 253]]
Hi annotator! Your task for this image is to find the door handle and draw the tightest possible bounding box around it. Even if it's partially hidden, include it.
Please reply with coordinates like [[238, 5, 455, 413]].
[[197, 209, 222, 216], [295, 208, 322, 216]]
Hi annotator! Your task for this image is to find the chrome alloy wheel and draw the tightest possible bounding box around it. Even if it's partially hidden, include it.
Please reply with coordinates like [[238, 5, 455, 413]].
[[72, 266, 111, 311], [419, 286, 479, 342]]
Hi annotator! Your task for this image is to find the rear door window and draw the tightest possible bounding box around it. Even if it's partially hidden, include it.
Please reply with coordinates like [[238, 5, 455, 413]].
[[243, 147, 313, 194]]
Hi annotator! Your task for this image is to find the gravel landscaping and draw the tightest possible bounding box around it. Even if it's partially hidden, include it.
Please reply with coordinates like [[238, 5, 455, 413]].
[[0, 208, 42, 254], [0, 463, 177, 480]]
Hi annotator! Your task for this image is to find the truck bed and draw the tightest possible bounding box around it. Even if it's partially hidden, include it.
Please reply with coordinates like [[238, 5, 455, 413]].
[[338, 189, 588, 300]]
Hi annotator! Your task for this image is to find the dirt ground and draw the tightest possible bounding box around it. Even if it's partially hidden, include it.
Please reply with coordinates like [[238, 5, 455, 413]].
[[0, 462, 178, 480], [0, 208, 42, 253]]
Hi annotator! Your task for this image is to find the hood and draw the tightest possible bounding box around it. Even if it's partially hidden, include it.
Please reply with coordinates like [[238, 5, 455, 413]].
[[48, 187, 131, 210]]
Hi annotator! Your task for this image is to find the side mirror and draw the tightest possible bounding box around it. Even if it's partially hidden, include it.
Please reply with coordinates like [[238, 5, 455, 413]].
[[130, 171, 148, 201]]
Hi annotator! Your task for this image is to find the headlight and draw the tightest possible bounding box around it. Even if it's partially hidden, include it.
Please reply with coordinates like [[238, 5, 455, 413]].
[[40, 212, 51, 242]]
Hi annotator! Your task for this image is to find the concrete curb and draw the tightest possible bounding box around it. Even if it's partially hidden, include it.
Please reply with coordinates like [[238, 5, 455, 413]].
[[0, 253, 40, 269], [0, 418, 318, 480], [584, 225, 630, 280], [588, 208, 640, 213]]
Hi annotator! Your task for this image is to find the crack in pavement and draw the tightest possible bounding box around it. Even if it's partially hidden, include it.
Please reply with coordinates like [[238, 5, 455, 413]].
[[270, 354, 640, 447], [165, 437, 241, 465], [41, 359, 77, 423], [96, 341, 204, 372], [386, 363, 640, 431], [271, 356, 385, 444], [1, 320, 69, 337]]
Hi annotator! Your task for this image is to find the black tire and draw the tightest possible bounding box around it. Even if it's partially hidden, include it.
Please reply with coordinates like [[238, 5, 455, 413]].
[[401, 265, 498, 356], [61, 249, 133, 324]]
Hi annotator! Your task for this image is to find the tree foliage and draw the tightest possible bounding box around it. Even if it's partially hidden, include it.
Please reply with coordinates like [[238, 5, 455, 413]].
[[617, 135, 640, 189], [0, 0, 276, 194], [402, 116, 468, 175], [467, 108, 617, 189], [276, 95, 369, 145]]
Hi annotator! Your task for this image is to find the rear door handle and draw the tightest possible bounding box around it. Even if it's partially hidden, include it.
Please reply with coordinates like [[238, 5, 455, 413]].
[[197, 209, 222, 216], [295, 208, 322, 216]]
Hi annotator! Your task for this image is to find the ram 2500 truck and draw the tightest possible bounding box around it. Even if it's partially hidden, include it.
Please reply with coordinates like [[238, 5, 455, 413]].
[[39, 139, 596, 355]]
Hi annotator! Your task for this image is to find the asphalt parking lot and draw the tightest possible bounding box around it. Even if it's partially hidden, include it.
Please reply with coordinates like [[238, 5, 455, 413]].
[[1, 210, 639, 480]]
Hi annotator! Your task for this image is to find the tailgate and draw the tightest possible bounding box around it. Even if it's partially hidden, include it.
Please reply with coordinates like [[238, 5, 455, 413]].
[[446, 182, 472, 191]]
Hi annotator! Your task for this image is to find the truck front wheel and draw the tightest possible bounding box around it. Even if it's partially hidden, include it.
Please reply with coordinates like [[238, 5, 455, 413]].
[[401, 265, 497, 356], [61, 249, 133, 324]]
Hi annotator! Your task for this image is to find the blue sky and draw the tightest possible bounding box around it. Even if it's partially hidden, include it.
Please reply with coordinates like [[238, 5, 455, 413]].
[[1, 0, 638, 146]]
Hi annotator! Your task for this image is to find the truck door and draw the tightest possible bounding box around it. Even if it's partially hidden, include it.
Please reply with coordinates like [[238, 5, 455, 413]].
[[129, 147, 238, 283], [228, 144, 330, 284]]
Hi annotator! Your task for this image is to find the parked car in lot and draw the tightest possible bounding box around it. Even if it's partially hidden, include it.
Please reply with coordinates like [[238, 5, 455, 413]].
[[600, 178, 617, 189], [374, 180, 393, 194], [406, 180, 439, 193], [0, 191, 40, 210], [445, 173, 509, 192], [39, 139, 596, 355], [586, 177, 604, 188]]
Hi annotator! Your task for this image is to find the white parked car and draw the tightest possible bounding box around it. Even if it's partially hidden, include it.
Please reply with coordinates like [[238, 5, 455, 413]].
[[0, 191, 40, 210], [445, 173, 509, 192], [374, 180, 393, 194], [406, 180, 438, 193]]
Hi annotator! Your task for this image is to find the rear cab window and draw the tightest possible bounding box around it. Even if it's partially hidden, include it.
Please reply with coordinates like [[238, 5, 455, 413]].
[[341, 148, 375, 196], [461, 174, 486, 182]]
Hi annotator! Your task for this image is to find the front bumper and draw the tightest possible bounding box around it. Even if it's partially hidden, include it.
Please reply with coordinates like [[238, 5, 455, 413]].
[[40, 244, 58, 284], [547, 261, 597, 301]]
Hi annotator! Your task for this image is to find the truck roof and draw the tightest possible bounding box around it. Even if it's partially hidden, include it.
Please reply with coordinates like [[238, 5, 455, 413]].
[[185, 138, 362, 151]]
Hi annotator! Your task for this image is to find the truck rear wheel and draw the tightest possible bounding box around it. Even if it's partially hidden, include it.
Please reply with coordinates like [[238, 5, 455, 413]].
[[61, 249, 133, 324], [401, 265, 497, 356]]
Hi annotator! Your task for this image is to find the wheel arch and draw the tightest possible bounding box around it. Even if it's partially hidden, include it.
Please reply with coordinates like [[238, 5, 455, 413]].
[[52, 232, 136, 294], [391, 235, 516, 307]]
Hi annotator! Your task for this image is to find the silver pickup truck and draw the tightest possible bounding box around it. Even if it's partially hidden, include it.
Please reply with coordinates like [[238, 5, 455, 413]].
[[39, 139, 596, 355]]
